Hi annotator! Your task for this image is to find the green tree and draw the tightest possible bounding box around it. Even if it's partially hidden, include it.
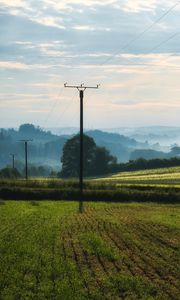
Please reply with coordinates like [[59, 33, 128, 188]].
[[60, 134, 117, 178], [93, 146, 117, 175], [170, 146, 180, 156], [61, 134, 96, 177], [0, 167, 21, 179]]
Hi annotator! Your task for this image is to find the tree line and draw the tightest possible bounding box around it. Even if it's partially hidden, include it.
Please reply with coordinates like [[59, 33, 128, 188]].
[[1, 133, 180, 179], [60, 134, 180, 178]]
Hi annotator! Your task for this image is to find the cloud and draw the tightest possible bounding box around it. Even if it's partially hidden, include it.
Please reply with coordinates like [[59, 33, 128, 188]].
[[0, 61, 31, 70], [32, 16, 66, 30], [0, 60, 63, 70], [0, 0, 28, 9], [73, 25, 111, 31], [0, 0, 180, 128], [31, 82, 60, 88], [120, 0, 158, 12], [42, 0, 118, 10], [1, 0, 179, 14]]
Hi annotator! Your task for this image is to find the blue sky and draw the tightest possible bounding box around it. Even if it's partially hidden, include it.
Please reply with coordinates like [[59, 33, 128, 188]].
[[0, 0, 180, 129]]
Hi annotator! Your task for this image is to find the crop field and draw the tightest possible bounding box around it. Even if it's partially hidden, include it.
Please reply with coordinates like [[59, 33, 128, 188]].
[[98, 166, 180, 187], [0, 201, 179, 299], [1, 166, 180, 203]]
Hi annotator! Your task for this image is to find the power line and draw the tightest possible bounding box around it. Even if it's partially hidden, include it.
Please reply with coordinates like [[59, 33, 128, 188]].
[[148, 31, 180, 54], [87, 32, 180, 73], [52, 90, 77, 127], [114, 31, 180, 71], [100, 0, 180, 67], [123, 31, 180, 75], [122, 1, 180, 51], [22, 2, 180, 73], [84, 30, 180, 77], [43, 87, 64, 128]]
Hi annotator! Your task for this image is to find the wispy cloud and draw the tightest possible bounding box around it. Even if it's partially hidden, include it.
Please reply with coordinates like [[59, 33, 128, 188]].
[[0, 61, 64, 70], [0, 0, 28, 9], [34, 16, 66, 30], [0, 61, 31, 70], [1, 0, 179, 14], [73, 25, 111, 31]]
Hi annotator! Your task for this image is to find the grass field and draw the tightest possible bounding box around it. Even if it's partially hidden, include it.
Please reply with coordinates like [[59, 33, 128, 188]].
[[0, 201, 179, 299]]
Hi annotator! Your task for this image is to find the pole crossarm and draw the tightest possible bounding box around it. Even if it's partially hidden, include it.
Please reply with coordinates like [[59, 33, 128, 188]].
[[19, 139, 33, 142], [64, 83, 100, 91]]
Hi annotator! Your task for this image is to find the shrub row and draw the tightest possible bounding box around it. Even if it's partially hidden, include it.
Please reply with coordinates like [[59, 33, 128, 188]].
[[0, 187, 179, 203]]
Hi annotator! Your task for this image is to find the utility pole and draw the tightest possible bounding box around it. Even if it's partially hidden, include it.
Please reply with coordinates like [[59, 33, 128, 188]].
[[64, 83, 99, 213], [10, 154, 15, 169], [19, 140, 33, 180]]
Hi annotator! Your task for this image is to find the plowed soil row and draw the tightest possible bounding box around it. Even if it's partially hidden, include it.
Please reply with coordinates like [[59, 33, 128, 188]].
[[63, 205, 180, 299], [0, 202, 179, 300]]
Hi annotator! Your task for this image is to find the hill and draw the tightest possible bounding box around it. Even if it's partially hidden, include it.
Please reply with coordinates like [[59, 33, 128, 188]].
[[1, 124, 180, 173], [0, 125, 150, 169], [86, 130, 149, 162]]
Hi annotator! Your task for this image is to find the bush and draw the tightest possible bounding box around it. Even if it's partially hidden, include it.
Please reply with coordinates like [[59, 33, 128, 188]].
[[0, 168, 21, 179]]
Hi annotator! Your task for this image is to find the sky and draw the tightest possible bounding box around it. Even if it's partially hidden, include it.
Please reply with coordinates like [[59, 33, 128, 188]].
[[0, 0, 180, 129]]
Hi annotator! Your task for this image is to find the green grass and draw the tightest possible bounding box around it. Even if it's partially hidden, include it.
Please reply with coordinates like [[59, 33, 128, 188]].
[[80, 232, 119, 262], [104, 274, 158, 299], [0, 201, 179, 299]]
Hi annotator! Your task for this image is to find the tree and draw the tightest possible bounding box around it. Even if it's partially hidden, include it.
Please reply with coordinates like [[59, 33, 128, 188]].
[[0, 167, 21, 179], [19, 124, 43, 136], [61, 134, 96, 178], [170, 146, 180, 156], [93, 146, 117, 175], [60, 134, 117, 178]]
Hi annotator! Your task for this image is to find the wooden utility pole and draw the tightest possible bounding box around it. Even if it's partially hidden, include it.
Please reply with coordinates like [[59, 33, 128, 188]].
[[10, 154, 15, 169], [19, 140, 33, 180], [64, 83, 99, 213]]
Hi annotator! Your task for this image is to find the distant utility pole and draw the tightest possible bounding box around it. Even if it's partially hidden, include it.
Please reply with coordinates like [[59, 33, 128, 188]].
[[64, 83, 99, 213], [10, 154, 15, 169], [19, 140, 33, 180]]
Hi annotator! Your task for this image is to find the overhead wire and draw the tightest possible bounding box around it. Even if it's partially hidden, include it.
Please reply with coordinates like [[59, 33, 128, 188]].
[[69, 0, 180, 117], [31, 1, 180, 130], [46, 1, 180, 71], [84, 30, 180, 129], [105, 30, 180, 71], [98, 0, 180, 67], [42, 86, 64, 128], [51, 90, 78, 127], [18, 0, 180, 76], [25, 1, 180, 78], [123, 1, 180, 49]]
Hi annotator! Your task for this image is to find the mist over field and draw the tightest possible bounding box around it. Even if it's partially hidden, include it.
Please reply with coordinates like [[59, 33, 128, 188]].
[[1, 124, 180, 176]]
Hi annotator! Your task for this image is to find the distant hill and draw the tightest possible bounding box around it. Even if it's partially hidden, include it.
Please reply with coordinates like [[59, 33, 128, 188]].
[[0, 124, 68, 169], [130, 149, 166, 160], [104, 126, 180, 146], [86, 130, 149, 162], [1, 124, 180, 171], [130, 146, 180, 161]]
